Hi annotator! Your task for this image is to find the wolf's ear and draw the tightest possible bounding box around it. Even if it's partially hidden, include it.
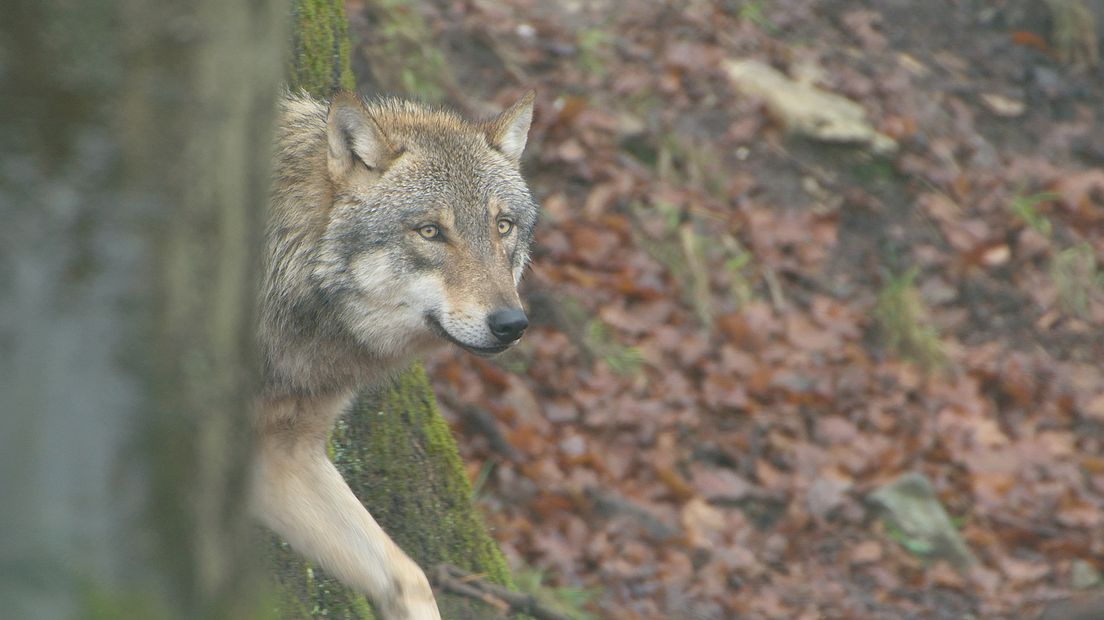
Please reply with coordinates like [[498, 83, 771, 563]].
[[484, 90, 535, 165], [326, 92, 395, 182]]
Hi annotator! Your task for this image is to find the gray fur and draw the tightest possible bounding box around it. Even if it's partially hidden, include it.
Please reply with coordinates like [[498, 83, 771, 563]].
[[260, 91, 537, 399], [252, 90, 538, 619]]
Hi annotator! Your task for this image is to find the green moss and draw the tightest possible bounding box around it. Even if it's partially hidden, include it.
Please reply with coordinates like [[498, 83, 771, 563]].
[[1008, 189, 1057, 237], [1051, 241, 1103, 319], [514, 568, 601, 620], [289, 0, 355, 97], [851, 157, 897, 189], [268, 535, 378, 619], [874, 267, 946, 372], [340, 366, 514, 594], [272, 366, 514, 619], [576, 27, 612, 77], [738, 0, 779, 33], [583, 320, 644, 376]]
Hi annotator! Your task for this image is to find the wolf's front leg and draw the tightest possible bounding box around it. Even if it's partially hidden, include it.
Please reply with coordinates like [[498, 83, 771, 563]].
[[253, 432, 441, 619]]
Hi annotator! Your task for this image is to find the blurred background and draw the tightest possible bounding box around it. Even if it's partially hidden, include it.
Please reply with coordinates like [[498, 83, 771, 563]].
[[345, 1, 1104, 618]]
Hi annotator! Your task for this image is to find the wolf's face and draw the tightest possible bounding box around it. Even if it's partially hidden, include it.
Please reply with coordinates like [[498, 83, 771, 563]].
[[316, 92, 538, 360]]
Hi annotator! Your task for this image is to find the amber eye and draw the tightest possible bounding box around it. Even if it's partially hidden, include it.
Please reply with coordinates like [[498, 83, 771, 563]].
[[497, 219, 514, 236], [417, 224, 440, 240]]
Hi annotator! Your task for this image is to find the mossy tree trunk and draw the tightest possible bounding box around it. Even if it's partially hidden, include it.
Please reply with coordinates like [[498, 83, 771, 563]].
[[0, 0, 285, 618], [269, 2, 514, 619]]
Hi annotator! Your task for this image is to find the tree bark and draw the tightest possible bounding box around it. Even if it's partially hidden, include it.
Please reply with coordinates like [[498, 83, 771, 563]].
[[0, 0, 285, 618], [268, 2, 515, 619]]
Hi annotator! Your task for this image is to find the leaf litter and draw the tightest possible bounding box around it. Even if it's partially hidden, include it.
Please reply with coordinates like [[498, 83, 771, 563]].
[[348, 0, 1104, 617]]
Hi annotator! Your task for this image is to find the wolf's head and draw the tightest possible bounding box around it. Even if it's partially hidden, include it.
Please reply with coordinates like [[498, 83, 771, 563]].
[[315, 92, 538, 360]]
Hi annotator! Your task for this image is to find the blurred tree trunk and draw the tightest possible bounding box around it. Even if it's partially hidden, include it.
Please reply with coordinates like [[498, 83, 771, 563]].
[[267, 2, 514, 619], [0, 0, 285, 619]]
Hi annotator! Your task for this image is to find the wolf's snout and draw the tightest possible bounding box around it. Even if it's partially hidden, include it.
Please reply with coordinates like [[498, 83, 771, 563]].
[[487, 308, 528, 343]]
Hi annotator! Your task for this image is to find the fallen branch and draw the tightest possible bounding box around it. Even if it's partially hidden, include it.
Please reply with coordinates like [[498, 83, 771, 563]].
[[437, 388, 525, 463], [430, 564, 574, 620]]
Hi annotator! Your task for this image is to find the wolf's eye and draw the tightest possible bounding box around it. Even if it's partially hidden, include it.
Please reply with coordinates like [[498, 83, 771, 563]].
[[497, 219, 514, 236], [417, 224, 440, 240]]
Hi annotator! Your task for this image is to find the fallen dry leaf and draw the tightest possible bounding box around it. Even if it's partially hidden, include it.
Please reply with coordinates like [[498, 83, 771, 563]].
[[690, 464, 753, 503], [980, 93, 1026, 118], [724, 59, 898, 154], [681, 497, 728, 548], [851, 540, 884, 565]]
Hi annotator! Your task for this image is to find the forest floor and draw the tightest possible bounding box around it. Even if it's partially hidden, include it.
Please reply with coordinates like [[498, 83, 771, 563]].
[[347, 1, 1104, 618]]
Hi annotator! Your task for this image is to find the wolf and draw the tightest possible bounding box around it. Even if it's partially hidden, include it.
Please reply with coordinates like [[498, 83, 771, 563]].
[[252, 90, 537, 619]]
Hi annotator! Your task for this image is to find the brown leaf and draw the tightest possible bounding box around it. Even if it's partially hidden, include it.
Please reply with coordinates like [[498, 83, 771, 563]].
[[1054, 170, 1104, 222], [556, 138, 586, 163], [716, 312, 767, 351], [842, 10, 887, 51], [927, 560, 967, 589], [655, 464, 696, 502], [567, 225, 619, 267], [999, 557, 1051, 584], [806, 475, 852, 520], [582, 182, 619, 218], [967, 564, 1002, 593], [1057, 497, 1103, 528], [702, 369, 749, 411], [851, 540, 884, 565], [1084, 393, 1104, 420], [817, 416, 859, 444], [681, 497, 727, 547], [1011, 30, 1050, 53], [785, 312, 841, 352], [664, 41, 719, 71], [690, 464, 753, 503]]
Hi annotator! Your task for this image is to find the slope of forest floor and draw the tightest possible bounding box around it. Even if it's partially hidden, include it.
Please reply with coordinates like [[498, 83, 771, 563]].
[[348, 1, 1104, 618]]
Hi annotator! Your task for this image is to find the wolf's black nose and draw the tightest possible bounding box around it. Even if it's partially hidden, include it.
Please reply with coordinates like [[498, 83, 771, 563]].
[[487, 309, 528, 343]]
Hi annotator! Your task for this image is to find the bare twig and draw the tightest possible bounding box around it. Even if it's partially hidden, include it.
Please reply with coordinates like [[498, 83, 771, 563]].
[[430, 563, 575, 620], [679, 221, 714, 328], [763, 266, 787, 312], [437, 388, 524, 462]]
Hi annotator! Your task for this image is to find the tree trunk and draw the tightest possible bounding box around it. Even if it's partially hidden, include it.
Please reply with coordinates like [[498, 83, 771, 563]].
[[268, 2, 514, 619], [0, 1, 285, 618]]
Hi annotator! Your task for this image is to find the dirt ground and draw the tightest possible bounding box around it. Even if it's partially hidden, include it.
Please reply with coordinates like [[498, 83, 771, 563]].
[[348, 1, 1104, 618]]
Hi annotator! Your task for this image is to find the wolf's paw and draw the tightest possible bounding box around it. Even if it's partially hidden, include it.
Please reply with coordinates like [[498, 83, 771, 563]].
[[395, 599, 441, 620], [378, 559, 441, 620]]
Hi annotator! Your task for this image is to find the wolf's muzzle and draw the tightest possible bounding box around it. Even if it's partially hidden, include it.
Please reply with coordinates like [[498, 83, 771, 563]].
[[487, 308, 528, 344]]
